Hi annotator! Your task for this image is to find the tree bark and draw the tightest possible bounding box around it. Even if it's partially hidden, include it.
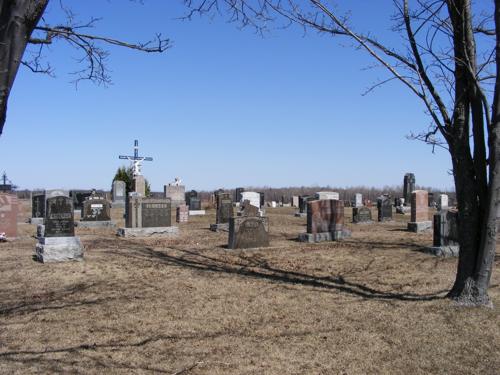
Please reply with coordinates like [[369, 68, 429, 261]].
[[446, 0, 496, 306], [0, 0, 48, 135]]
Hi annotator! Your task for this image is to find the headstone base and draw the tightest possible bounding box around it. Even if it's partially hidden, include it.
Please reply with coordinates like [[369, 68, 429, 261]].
[[294, 212, 307, 218], [210, 223, 229, 232], [117, 226, 179, 238], [298, 229, 351, 243], [76, 221, 116, 228], [424, 245, 459, 257], [30, 218, 44, 225], [189, 210, 206, 216], [407, 221, 432, 233], [35, 237, 84, 263]]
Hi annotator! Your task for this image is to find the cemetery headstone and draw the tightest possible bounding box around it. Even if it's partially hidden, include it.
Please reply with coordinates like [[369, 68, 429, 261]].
[[408, 190, 432, 232], [112, 180, 126, 207], [292, 196, 299, 208], [77, 192, 114, 228], [118, 196, 178, 237], [35, 195, 83, 262], [295, 195, 313, 217], [377, 195, 393, 222], [403, 173, 416, 205], [228, 216, 269, 249], [0, 193, 18, 238], [426, 209, 459, 257], [438, 194, 449, 211], [354, 193, 363, 208], [31, 191, 46, 224], [352, 206, 372, 224], [315, 191, 340, 201], [210, 192, 233, 232], [240, 192, 261, 209], [259, 192, 265, 208], [299, 199, 348, 242], [45, 196, 74, 237], [164, 178, 186, 207], [235, 187, 245, 203], [176, 204, 189, 223]]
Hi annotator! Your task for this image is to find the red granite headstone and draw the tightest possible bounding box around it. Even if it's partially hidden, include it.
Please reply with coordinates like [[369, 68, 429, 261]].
[[307, 199, 344, 234], [176, 205, 189, 223], [0, 193, 19, 238], [411, 190, 428, 222]]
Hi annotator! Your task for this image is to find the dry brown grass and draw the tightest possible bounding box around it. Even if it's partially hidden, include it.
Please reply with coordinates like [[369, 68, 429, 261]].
[[0, 207, 499, 374]]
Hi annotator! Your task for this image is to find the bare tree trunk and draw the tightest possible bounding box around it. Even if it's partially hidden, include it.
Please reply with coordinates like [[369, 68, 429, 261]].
[[446, 0, 496, 306], [0, 0, 48, 135], [468, 0, 500, 306]]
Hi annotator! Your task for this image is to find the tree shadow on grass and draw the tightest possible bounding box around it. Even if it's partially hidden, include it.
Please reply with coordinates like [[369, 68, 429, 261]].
[[109, 246, 447, 303], [0, 282, 114, 318]]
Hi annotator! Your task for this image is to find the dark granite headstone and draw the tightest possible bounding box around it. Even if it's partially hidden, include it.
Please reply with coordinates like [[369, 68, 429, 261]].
[[433, 210, 459, 247], [189, 197, 201, 211], [228, 216, 269, 249], [403, 173, 415, 205], [112, 180, 126, 206], [32, 191, 46, 218], [259, 192, 265, 208], [185, 190, 198, 206], [45, 196, 74, 237], [299, 195, 313, 214], [377, 195, 393, 222], [81, 195, 111, 221], [235, 188, 245, 203], [216, 193, 233, 224], [142, 199, 171, 227], [353, 206, 372, 223]]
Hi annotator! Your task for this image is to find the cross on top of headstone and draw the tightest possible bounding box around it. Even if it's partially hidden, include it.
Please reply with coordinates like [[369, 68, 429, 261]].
[[119, 140, 153, 176]]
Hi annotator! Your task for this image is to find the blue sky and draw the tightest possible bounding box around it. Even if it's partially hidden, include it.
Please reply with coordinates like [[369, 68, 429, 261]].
[[0, 1, 456, 192]]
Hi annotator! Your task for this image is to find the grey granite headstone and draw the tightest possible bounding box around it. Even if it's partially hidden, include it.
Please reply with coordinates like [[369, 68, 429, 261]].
[[46, 189, 70, 199], [228, 216, 269, 249], [32, 191, 46, 219], [216, 193, 233, 224], [112, 180, 126, 207], [35, 237, 83, 263], [127, 196, 171, 228], [352, 206, 372, 224], [210, 192, 233, 232]]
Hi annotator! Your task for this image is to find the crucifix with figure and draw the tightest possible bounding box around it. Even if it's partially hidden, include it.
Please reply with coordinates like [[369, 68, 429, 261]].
[[119, 140, 153, 176]]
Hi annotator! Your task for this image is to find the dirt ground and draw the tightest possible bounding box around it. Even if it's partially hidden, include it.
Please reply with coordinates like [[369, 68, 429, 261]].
[[0, 207, 499, 374]]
